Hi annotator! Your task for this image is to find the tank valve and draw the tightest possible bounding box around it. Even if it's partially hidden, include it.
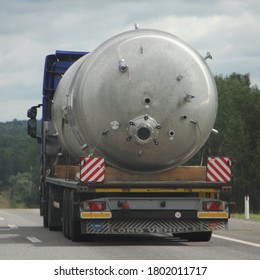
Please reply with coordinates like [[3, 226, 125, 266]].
[[102, 129, 109, 136], [119, 59, 128, 72], [204, 51, 213, 60], [81, 143, 88, 150], [185, 93, 195, 102], [190, 119, 198, 125]]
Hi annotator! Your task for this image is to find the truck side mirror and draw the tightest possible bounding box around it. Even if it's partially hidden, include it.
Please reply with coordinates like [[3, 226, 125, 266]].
[[27, 107, 37, 119], [27, 104, 42, 143], [28, 118, 37, 138]]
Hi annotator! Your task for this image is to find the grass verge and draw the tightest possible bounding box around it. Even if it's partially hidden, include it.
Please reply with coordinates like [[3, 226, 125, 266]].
[[231, 213, 260, 222], [0, 191, 25, 208]]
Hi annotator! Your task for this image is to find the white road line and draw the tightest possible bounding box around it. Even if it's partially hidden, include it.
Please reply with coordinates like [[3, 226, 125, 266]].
[[27, 236, 42, 243], [0, 217, 5, 220], [8, 224, 18, 229], [0, 234, 20, 239], [212, 234, 260, 248]]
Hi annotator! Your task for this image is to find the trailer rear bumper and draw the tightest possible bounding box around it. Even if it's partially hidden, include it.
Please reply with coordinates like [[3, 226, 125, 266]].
[[79, 196, 229, 235], [81, 218, 227, 235]]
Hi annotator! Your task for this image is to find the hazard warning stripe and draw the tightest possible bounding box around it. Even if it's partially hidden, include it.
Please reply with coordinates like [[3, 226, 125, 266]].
[[207, 166, 228, 182], [207, 157, 231, 182], [81, 157, 102, 177], [82, 163, 105, 182], [81, 160, 104, 182], [207, 162, 230, 182], [81, 158, 105, 182], [214, 158, 231, 180], [80, 157, 105, 182], [207, 167, 222, 182]]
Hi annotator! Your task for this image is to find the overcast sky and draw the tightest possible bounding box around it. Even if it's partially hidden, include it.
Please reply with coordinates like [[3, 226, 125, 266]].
[[0, 0, 259, 121]]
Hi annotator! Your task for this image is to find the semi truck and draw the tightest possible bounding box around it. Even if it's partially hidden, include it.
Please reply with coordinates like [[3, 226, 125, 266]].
[[27, 27, 232, 242]]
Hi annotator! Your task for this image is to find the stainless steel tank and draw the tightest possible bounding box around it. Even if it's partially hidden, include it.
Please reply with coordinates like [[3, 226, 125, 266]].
[[52, 28, 218, 173]]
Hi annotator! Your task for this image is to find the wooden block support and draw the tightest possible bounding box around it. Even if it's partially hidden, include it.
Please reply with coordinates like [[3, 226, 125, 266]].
[[54, 165, 206, 182], [105, 166, 206, 181], [54, 165, 80, 180]]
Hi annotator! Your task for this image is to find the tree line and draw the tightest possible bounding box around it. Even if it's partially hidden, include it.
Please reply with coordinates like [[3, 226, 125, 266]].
[[0, 73, 259, 211], [209, 73, 260, 212], [0, 120, 40, 207]]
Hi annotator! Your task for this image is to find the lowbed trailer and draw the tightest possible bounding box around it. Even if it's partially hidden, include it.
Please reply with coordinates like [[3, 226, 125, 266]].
[[43, 162, 231, 242]]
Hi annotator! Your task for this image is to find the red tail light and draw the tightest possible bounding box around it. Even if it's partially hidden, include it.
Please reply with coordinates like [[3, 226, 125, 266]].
[[203, 201, 226, 211], [88, 201, 106, 211]]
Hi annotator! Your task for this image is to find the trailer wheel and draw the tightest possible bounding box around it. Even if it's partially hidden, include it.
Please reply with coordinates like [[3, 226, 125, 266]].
[[47, 187, 62, 230], [62, 189, 70, 238], [68, 190, 82, 242], [173, 231, 212, 242], [47, 187, 56, 230], [42, 186, 48, 228], [43, 206, 48, 228]]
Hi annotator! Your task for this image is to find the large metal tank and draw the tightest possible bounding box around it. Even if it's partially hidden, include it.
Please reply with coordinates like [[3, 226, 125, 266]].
[[52, 28, 218, 173]]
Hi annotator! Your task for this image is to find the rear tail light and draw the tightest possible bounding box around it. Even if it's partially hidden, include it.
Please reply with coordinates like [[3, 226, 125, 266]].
[[86, 201, 106, 211], [203, 201, 227, 211]]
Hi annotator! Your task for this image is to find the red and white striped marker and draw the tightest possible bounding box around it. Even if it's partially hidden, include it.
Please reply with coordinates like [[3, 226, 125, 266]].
[[80, 157, 105, 183], [206, 157, 232, 182]]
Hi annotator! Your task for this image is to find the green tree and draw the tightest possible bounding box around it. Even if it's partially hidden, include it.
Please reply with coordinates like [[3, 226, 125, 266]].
[[8, 172, 39, 207], [0, 120, 40, 207], [209, 73, 260, 212]]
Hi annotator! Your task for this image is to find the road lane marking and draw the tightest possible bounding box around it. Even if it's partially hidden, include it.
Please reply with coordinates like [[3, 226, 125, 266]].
[[212, 234, 260, 248], [0, 234, 20, 239], [27, 236, 42, 243], [0, 217, 5, 220], [8, 224, 18, 229]]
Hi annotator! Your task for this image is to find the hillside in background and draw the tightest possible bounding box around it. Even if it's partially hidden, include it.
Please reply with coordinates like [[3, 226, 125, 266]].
[[0, 120, 40, 207]]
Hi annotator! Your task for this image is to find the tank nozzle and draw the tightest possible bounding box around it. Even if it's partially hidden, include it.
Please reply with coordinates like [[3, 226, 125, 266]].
[[119, 59, 128, 72], [204, 51, 212, 60]]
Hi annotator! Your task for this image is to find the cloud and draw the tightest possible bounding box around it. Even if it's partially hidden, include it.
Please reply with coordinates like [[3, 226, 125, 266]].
[[0, 0, 259, 121]]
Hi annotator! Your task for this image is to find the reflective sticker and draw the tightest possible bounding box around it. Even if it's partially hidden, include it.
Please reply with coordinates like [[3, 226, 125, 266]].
[[80, 157, 105, 182], [207, 157, 232, 182], [93, 221, 103, 232]]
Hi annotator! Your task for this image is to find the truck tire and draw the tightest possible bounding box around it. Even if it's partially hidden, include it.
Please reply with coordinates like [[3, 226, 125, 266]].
[[47, 187, 56, 230], [69, 190, 82, 242], [47, 187, 62, 230], [42, 186, 48, 228], [43, 206, 48, 228], [173, 231, 212, 242], [62, 189, 70, 238]]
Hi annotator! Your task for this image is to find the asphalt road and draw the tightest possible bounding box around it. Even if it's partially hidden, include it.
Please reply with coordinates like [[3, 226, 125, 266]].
[[0, 208, 260, 260]]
